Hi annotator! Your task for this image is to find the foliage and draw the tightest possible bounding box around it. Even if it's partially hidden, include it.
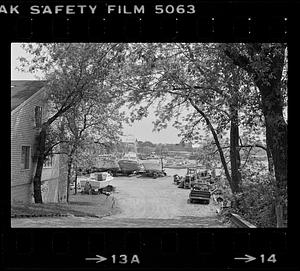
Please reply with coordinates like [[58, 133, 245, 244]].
[[19, 43, 127, 122], [219, 163, 286, 228], [230, 174, 277, 227], [18, 43, 127, 203], [61, 94, 124, 151], [18, 43, 287, 221], [222, 43, 288, 223], [214, 150, 283, 228], [114, 43, 282, 194], [73, 138, 118, 171]]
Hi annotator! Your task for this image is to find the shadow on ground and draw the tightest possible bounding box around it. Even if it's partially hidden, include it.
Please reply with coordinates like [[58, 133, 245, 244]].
[[11, 193, 120, 218]]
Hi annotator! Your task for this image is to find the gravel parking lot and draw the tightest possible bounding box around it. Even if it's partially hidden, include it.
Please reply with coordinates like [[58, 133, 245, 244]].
[[108, 174, 217, 219], [12, 173, 227, 228]]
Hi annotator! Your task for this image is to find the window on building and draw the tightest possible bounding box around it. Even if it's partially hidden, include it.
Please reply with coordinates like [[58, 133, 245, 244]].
[[43, 155, 53, 168], [34, 106, 42, 127], [21, 146, 30, 169]]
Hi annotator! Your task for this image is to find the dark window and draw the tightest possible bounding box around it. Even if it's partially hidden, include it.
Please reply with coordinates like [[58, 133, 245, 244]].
[[34, 106, 42, 127], [21, 146, 30, 169]]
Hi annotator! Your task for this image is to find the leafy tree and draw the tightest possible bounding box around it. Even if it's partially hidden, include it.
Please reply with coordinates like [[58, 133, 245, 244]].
[[117, 43, 262, 193], [18, 43, 126, 203], [222, 43, 287, 226], [51, 95, 123, 201]]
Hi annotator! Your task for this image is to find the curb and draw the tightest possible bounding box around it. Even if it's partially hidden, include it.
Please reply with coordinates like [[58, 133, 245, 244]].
[[230, 213, 257, 228]]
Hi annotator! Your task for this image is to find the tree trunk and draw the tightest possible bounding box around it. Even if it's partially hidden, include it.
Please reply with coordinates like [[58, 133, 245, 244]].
[[74, 165, 78, 195], [189, 98, 233, 191], [33, 126, 47, 203], [257, 79, 287, 225], [254, 51, 287, 227], [66, 146, 77, 202], [66, 156, 73, 203], [266, 144, 274, 174], [223, 44, 287, 224], [275, 204, 284, 228], [223, 45, 287, 188], [256, 76, 287, 198], [229, 104, 242, 193]]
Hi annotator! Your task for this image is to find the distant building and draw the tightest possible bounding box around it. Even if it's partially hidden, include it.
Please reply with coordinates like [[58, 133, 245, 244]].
[[11, 80, 67, 203], [167, 150, 192, 158]]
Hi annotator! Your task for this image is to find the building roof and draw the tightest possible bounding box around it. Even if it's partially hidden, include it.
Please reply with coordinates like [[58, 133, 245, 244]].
[[11, 80, 46, 111]]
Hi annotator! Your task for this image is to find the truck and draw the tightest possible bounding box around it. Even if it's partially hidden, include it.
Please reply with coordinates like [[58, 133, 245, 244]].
[[181, 167, 210, 189], [189, 183, 211, 204]]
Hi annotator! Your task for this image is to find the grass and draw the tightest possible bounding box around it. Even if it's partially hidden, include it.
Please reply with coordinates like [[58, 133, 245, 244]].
[[11, 192, 120, 218]]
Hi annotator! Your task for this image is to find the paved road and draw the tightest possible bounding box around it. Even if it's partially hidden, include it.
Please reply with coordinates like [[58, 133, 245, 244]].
[[11, 175, 228, 228]]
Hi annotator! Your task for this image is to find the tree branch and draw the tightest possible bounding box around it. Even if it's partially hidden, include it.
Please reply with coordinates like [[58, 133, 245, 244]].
[[222, 45, 255, 75], [44, 140, 70, 156], [241, 146, 253, 168], [239, 144, 267, 152], [171, 86, 231, 119]]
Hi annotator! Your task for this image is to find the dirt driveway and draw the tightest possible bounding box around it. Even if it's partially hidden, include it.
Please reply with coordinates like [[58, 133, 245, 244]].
[[109, 175, 216, 219], [11, 175, 227, 228]]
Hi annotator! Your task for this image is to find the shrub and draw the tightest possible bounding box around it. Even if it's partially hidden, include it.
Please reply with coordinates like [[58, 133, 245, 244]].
[[215, 163, 287, 227], [229, 171, 279, 227]]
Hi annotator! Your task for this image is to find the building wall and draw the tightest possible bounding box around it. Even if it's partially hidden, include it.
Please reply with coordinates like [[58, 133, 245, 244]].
[[41, 153, 60, 203], [41, 178, 59, 203], [41, 153, 60, 181], [41, 145, 68, 203], [11, 183, 33, 203], [11, 88, 67, 203], [11, 90, 45, 203]]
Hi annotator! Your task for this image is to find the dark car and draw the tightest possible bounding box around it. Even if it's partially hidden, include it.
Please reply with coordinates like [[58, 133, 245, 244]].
[[189, 183, 211, 204]]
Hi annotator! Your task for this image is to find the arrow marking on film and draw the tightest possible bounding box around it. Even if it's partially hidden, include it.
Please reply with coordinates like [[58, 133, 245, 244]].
[[234, 254, 256, 263], [85, 255, 107, 263]]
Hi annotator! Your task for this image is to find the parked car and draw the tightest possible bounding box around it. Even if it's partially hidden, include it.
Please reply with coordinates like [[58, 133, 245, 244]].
[[184, 167, 211, 187], [189, 183, 211, 204]]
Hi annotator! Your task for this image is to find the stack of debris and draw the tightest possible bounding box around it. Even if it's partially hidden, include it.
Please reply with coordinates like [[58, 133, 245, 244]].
[[81, 182, 116, 196]]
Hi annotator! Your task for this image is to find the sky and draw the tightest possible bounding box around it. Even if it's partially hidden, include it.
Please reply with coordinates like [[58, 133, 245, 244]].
[[11, 43, 43, 80], [122, 106, 184, 144], [11, 43, 190, 144]]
